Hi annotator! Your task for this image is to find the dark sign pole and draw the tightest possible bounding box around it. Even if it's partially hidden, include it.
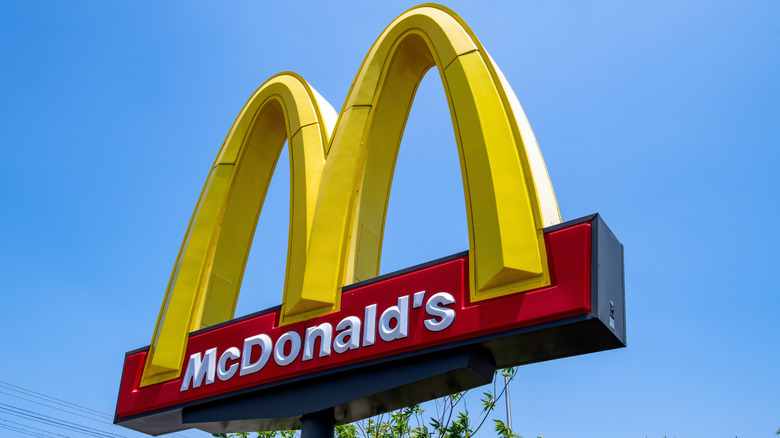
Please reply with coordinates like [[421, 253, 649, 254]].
[[301, 409, 335, 438]]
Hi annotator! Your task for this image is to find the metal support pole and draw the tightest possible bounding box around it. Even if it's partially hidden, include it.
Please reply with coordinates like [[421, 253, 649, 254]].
[[504, 374, 513, 431], [301, 408, 335, 438]]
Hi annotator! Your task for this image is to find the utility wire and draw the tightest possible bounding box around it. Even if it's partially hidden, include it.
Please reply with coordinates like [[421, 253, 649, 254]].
[[0, 404, 126, 438], [0, 380, 203, 438], [0, 416, 71, 438], [0, 408, 107, 438], [0, 390, 112, 424], [0, 422, 51, 437], [0, 381, 112, 420]]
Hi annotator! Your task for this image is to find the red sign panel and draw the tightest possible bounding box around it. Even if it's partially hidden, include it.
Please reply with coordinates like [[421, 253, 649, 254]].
[[116, 221, 592, 420]]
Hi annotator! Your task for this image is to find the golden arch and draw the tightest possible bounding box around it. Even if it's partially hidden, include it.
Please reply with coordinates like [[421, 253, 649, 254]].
[[141, 4, 561, 386]]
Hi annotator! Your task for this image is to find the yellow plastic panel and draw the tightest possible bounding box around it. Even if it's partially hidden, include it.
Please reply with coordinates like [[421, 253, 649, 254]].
[[216, 74, 323, 166], [344, 6, 476, 109], [141, 74, 334, 386], [345, 90, 409, 283], [195, 113, 286, 330], [345, 38, 429, 283], [485, 52, 560, 228], [333, 5, 552, 304], [444, 52, 547, 293], [283, 124, 327, 312], [279, 106, 372, 325], [143, 163, 234, 384]]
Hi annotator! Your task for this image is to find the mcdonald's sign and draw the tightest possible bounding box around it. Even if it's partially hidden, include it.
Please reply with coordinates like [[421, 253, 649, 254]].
[[115, 5, 625, 436]]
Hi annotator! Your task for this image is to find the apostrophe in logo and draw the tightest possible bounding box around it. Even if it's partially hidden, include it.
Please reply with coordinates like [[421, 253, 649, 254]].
[[141, 4, 562, 387]]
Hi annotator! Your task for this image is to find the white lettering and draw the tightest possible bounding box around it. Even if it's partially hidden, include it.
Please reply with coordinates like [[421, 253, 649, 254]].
[[333, 316, 361, 353], [363, 304, 377, 347], [240, 334, 272, 376], [412, 291, 426, 308], [179, 289, 459, 390], [217, 347, 240, 381], [180, 347, 217, 391], [274, 331, 301, 366], [303, 323, 333, 361], [424, 292, 456, 332], [379, 296, 409, 342]]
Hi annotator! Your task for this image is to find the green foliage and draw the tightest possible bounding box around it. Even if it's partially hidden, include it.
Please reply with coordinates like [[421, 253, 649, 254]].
[[212, 432, 295, 438], [493, 419, 520, 438], [335, 423, 359, 438], [211, 367, 523, 438]]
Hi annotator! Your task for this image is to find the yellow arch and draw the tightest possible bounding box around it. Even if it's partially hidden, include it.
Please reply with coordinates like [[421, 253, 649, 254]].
[[283, 4, 560, 323], [141, 72, 336, 386], [142, 4, 561, 385]]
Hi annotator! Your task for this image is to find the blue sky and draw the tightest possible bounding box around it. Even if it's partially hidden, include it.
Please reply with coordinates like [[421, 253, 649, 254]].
[[1, 1, 778, 437]]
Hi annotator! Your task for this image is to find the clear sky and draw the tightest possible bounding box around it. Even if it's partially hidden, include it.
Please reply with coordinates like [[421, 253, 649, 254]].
[[1, 1, 778, 438]]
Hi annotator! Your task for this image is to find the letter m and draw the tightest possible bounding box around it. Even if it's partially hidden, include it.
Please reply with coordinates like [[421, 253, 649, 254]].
[[180, 348, 217, 391]]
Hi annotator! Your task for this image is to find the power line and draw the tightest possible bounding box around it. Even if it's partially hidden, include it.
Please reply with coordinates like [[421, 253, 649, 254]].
[[0, 381, 112, 420], [0, 404, 127, 438], [0, 422, 51, 438], [0, 407, 107, 438], [0, 390, 111, 424], [0, 417, 72, 438], [0, 380, 199, 438]]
